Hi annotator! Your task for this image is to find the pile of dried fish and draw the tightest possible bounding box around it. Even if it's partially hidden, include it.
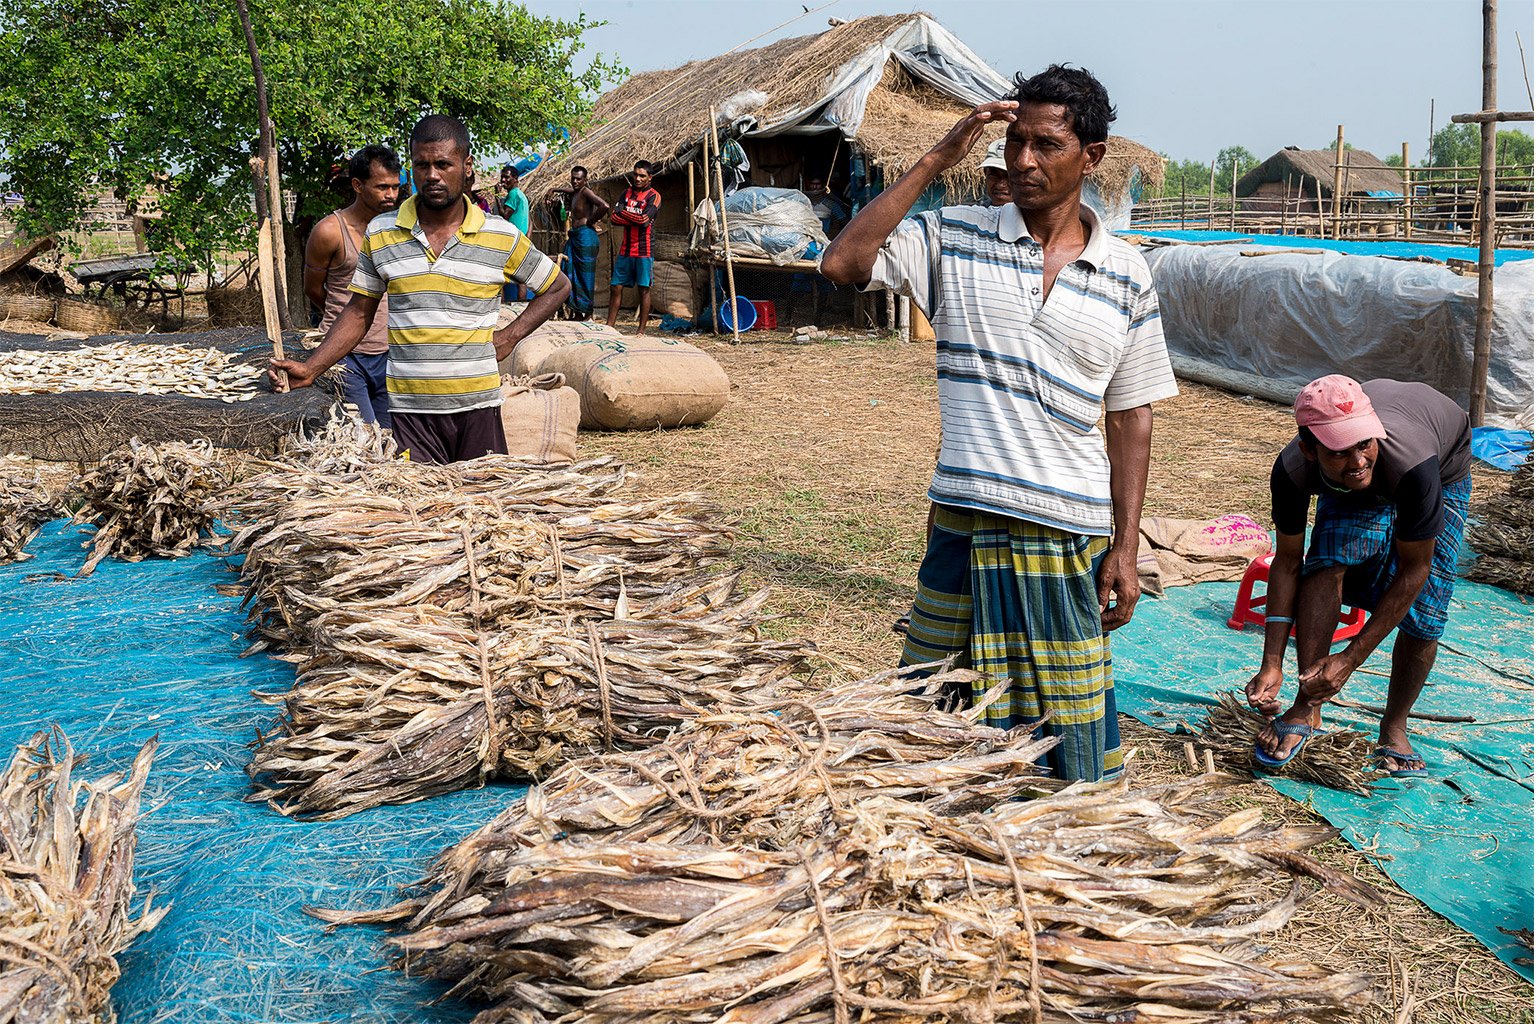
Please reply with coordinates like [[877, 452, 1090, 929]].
[[1466, 463, 1533, 593], [0, 733, 165, 1022], [0, 341, 264, 401], [0, 455, 55, 563], [1196, 691, 1377, 796], [72, 438, 230, 576], [324, 674, 1381, 1023]]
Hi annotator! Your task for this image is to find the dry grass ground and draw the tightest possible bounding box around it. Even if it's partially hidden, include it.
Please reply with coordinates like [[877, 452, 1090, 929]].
[[585, 330, 1533, 1024]]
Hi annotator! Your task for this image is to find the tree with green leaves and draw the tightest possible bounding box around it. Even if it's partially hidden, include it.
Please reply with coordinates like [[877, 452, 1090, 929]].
[[1212, 145, 1258, 195], [1425, 123, 1533, 170], [0, 0, 622, 284]]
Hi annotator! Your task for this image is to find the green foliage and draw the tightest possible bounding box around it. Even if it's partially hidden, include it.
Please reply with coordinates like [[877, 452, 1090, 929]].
[[1382, 153, 1404, 167], [1425, 123, 1534, 170], [1212, 145, 1258, 195], [1155, 146, 1260, 198], [0, 0, 623, 273]]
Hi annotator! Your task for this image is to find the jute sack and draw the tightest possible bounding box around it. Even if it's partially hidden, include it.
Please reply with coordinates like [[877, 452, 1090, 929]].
[[499, 372, 581, 464], [501, 320, 624, 377], [540, 336, 729, 431], [648, 259, 700, 319]]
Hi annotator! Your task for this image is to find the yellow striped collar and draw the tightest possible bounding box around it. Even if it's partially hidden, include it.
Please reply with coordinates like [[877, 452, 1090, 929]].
[[393, 195, 486, 235]]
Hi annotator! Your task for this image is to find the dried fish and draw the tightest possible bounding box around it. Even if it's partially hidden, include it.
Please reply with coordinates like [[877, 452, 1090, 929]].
[[0, 455, 55, 563], [0, 732, 165, 1023], [1466, 463, 1533, 594], [319, 670, 1381, 1024], [1196, 691, 1379, 796], [0, 341, 264, 401], [72, 438, 229, 577]]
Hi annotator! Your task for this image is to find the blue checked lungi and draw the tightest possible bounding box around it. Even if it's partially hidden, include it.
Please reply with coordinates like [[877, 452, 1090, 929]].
[[564, 225, 599, 316], [900, 504, 1121, 781], [1304, 474, 1472, 641]]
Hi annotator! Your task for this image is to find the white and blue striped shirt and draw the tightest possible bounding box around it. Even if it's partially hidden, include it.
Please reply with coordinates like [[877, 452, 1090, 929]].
[[868, 203, 1177, 536]]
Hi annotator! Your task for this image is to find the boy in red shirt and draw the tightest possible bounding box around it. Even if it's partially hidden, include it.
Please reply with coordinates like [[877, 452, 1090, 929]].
[[607, 160, 661, 334]]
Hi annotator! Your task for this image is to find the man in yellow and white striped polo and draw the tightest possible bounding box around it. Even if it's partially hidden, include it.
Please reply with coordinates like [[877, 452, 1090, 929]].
[[271, 114, 571, 463]]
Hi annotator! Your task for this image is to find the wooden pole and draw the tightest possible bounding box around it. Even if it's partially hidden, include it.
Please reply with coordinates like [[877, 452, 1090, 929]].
[[1402, 142, 1413, 238], [234, 0, 290, 330], [1179, 172, 1186, 229], [1315, 179, 1327, 238], [1470, 0, 1499, 426], [709, 107, 742, 344], [687, 160, 695, 221], [701, 125, 720, 334], [1331, 125, 1345, 238], [250, 156, 286, 390], [1228, 157, 1238, 230], [1207, 161, 1215, 227]]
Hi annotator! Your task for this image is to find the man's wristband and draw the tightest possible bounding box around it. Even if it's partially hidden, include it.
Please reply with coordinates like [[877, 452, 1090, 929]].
[[1265, 616, 1294, 625]]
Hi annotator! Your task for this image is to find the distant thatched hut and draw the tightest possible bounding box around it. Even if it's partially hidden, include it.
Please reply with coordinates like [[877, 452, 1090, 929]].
[[528, 13, 1164, 322], [1236, 146, 1404, 220]]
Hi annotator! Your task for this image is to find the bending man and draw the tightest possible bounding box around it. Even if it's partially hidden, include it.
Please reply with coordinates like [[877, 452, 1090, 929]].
[[821, 65, 1177, 781], [271, 114, 571, 464], [1249, 376, 1473, 777]]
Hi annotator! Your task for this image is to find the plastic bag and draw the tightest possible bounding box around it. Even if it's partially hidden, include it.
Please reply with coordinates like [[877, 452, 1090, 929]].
[[690, 187, 829, 266]]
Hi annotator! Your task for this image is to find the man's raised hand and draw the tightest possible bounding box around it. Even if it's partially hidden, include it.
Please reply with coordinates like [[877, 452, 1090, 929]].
[[929, 101, 1018, 170]]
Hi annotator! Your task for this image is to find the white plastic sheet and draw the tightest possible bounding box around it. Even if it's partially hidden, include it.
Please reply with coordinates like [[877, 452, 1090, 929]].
[[691, 187, 829, 266], [1143, 243, 1534, 429]]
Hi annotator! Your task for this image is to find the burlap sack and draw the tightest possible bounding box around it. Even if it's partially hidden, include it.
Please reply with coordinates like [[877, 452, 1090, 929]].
[[1138, 513, 1273, 591], [539, 336, 729, 431], [499, 372, 580, 464], [648, 259, 701, 318], [500, 320, 624, 377]]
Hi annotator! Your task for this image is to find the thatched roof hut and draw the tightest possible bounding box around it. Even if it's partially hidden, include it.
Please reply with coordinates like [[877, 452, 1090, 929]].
[[528, 13, 1163, 217], [1236, 147, 1404, 200]]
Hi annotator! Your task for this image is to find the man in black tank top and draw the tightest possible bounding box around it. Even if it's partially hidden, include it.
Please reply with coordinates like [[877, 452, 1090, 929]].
[[1247, 376, 1473, 778]]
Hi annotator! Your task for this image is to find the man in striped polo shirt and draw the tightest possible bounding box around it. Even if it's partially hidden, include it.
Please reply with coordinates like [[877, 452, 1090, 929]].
[[270, 114, 571, 463], [822, 65, 1178, 781]]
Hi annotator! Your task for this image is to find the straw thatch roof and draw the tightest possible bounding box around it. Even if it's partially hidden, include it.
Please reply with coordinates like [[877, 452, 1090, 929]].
[[1236, 147, 1404, 198], [531, 13, 1162, 203]]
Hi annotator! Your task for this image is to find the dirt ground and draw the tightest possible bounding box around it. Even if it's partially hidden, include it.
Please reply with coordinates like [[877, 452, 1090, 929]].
[[584, 330, 1533, 1024]]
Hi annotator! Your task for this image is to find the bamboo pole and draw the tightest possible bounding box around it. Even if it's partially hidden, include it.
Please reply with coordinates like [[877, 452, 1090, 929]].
[[1331, 125, 1345, 238], [702, 123, 720, 334], [249, 156, 286, 390], [235, 0, 290, 330], [1228, 157, 1238, 230], [1207, 161, 1215, 227], [709, 107, 742, 344], [1402, 143, 1413, 238], [1470, 0, 1498, 425], [687, 160, 695, 221], [1315, 179, 1327, 237], [1179, 172, 1186, 229]]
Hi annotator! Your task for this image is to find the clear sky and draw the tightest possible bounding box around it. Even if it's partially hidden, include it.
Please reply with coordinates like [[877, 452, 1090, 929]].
[[521, 0, 1536, 163]]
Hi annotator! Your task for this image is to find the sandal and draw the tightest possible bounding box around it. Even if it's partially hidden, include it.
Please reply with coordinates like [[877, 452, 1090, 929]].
[[1254, 720, 1324, 769], [1372, 747, 1429, 778]]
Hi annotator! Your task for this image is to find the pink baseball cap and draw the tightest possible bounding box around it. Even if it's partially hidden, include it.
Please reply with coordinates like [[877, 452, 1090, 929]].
[[1294, 375, 1385, 450]]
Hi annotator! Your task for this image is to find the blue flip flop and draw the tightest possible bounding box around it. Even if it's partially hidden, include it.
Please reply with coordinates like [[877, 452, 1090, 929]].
[[1372, 747, 1429, 778], [1254, 720, 1323, 769]]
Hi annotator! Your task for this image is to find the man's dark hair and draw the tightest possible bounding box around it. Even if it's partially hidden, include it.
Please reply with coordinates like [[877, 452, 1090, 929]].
[[502, 163, 516, 173], [410, 113, 471, 155], [1298, 426, 1319, 448], [572, 165, 588, 176], [633, 160, 652, 173], [348, 144, 401, 184], [1011, 64, 1116, 145]]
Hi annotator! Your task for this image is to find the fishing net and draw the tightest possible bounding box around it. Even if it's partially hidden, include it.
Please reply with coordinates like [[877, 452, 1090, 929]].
[[0, 328, 338, 463]]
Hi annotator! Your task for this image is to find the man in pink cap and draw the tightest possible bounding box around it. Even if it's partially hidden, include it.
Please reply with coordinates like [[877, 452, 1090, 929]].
[[1247, 375, 1472, 777]]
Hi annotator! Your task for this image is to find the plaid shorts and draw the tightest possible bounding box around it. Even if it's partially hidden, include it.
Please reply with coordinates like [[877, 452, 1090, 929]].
[[1304, 475, 1472, 641]]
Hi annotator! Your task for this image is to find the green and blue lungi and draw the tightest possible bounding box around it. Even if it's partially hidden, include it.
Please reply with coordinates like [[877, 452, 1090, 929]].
[[563, 225, 599, 316], [900, 504, 1122, 781]]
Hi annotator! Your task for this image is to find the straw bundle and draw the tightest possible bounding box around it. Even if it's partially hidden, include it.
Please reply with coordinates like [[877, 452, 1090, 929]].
[[1465, 463, 1533, 594], [71, 438, 229, 577], [0, 455, 55, 563], [324, 671, 1381, 1023], [1195, 692, 1378, 797], [0, 733, 165, 1023]]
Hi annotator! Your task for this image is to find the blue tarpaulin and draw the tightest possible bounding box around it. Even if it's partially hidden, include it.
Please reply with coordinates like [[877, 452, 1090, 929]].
[[1472, 426, 1534, 470], [1121, 228, 1534, 267], [1113, 578, 1534, 979], [0, 522, 523, 1023]]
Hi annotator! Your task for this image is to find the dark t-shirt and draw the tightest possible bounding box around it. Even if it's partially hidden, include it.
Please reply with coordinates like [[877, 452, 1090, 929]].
[[1271, 380, 1472, 542]]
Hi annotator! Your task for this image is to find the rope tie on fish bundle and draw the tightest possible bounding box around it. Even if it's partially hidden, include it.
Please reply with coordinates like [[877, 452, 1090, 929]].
[[986, 822, 1043, 1024], [800, 851, 852, 1024], [584, 620, 616, 751], [461, 522, 503, 773]]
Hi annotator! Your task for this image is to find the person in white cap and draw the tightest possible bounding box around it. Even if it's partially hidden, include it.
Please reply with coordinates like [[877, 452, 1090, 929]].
[[980, 138, 1012, 207], [1248, 375, 1473, 777]]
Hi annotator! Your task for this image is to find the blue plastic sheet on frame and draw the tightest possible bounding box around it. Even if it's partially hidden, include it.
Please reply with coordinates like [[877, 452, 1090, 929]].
[[1119, 228, 1534, 267], [0, 521, 523, 1022], [1113, 578, 1534, 979]]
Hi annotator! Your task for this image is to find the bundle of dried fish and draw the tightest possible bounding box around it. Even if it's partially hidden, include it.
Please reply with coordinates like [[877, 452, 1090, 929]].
[[1466, 463, 1533, 593], [0, 341, 263, 401], [335, 767, 1379, 1023], [72, 438, 230, 577], [250, 581, 811, 820], [0, 455, 55, 563], [0, 733, 165, 1022], [1195, 691, 1377, 796]]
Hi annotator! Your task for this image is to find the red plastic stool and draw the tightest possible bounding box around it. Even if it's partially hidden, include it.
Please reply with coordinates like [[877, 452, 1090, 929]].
[[1227, 553, 1365, 643], [749, 300, 777, 330]]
